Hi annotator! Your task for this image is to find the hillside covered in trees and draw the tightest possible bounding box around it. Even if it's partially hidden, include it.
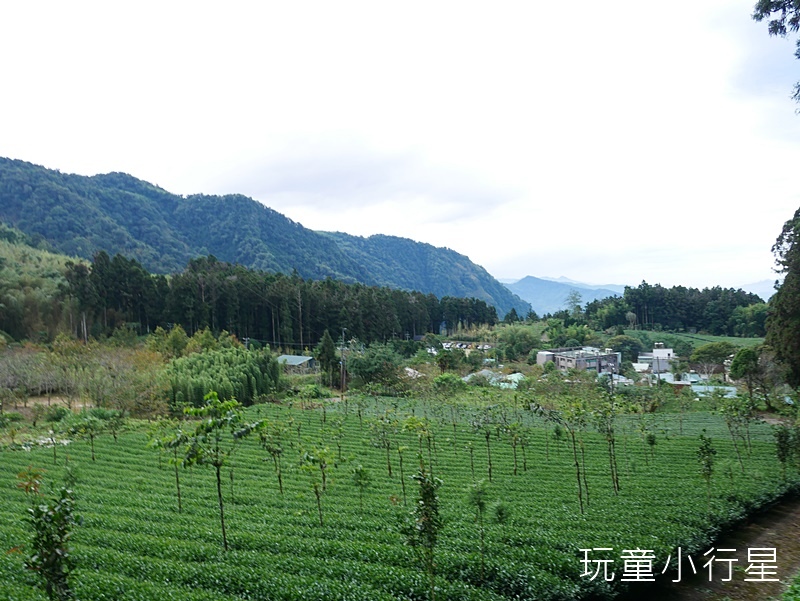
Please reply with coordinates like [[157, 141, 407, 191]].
[[581, 282, 766, 337], [0, 157, 529, 317], [4, 240, 498, 346]]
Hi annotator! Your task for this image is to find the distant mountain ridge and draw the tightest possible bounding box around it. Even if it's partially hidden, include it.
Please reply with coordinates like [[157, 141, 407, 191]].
[[739, 279, 778, 302], [504, 275, 621, 315], [537, 276, 627, 295], [0, 157, 529, 317]]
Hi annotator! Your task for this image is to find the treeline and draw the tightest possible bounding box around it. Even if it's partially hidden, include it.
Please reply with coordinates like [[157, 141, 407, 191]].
[[0, 158, 529, 316], [64, 253, 498, 348], [581, 281, 767, 336]]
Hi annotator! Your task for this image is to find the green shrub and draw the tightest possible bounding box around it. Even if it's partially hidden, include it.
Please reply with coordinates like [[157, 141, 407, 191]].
[[45, 406, 70, 423]]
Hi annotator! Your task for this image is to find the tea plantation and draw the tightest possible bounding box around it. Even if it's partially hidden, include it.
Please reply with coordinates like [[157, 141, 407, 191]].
[[0, 398, 795, 600]]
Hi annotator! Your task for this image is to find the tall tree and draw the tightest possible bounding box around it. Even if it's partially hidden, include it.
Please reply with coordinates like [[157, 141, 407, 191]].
[[753, 0, 800, 103], [401, 463, 443, 601], [314, 329, 338, 388], [183, 392, 259, 551], [766, 207, 800, 388], [690, 341, 737, 380]]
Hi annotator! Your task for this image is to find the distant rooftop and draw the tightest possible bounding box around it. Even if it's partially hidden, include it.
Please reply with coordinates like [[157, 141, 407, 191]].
[[551, 346, 615, 358], [277, 355, 314, 366]]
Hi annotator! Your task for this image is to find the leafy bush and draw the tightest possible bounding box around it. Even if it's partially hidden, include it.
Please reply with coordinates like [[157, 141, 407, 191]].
[[45, 406, 70, 423], [1, 411, 24, 424]]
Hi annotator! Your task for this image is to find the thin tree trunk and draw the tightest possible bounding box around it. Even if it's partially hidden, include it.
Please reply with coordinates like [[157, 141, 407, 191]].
[[479, 512, 485, 581], [399, 450, 406, 505], [512, 440, 518, 476], [570, 429, 584, 514], [579, 436, 590, 508], [469, 447, 475, 479], [216, 465, 228, 551], [607, 436, 620, 494], [174, 448, 182, 513], [485, 432, 493, 482], [727, 422, 745, 473], [314, 485, 323, 527]]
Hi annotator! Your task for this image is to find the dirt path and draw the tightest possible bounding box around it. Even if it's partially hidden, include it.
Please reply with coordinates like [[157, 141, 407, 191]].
[[647, 494, 800, 601]]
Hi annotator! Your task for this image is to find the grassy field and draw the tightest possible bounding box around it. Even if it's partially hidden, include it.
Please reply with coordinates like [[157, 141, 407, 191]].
[[663, 332, 765, 349], [0, 398, 795, 601], [622, 329, 765, 351]]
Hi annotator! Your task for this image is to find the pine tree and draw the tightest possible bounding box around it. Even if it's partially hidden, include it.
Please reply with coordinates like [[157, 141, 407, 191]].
[[766, 207, 800, 388], [315, 329, 338, 388]]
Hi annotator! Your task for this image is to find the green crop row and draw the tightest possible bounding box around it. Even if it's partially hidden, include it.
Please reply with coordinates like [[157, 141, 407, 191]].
[[0, 399, 796, 600]]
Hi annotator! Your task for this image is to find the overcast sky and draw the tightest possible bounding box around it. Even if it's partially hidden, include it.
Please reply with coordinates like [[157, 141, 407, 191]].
[[2, 0, 799, 291]]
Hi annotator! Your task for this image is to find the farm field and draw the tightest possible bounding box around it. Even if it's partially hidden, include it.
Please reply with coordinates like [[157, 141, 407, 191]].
[[0, 397, 796, 601], [623, 330, 765, 350]]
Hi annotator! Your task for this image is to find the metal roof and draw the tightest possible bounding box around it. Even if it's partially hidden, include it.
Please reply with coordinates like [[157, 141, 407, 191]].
[[277, 355, 314, 366]]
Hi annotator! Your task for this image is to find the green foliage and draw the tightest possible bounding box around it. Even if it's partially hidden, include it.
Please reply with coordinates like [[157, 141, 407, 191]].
[[87, 408, 126, 442], [729, 303, 768, 337], [183, 391, 260, 550], [45, 406, 70, 423], [0, 400, 794, 600], [786, 573, 800, 601], [729, 347, 759, 380], [697, 431, 717, 508], [166, 346, 280, 410], [490, 500, 511, 526], [728, 346, 779, 409], [0, 227, 77, 341], [495, 324, 540, 361], [24, 484, 79, 601], [0, 157, 526, 319], [72, 251, 499, 352], [466, 478, 490, 582], [605, 335, 643, 363], [767, 207, 800, 388], [351, 464, 371, 510], [432, 373, 467, 398], [147, 325, 189, 358], [314, 329, 338, 387], [300, 445, 337, 526], [348, 344, 402, 391], [67, 414, 104, 461], [1, 411, 24, 426], [752, 0, 800, 103], [467, 478, 489, 519], [774, 424, 793, 478], [690, 341, 737, 365], [586, 281, 765, 336], [401, 463, 443, 601]]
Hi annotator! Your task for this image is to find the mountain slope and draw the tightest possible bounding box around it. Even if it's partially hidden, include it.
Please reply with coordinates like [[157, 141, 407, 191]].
[[505, 275, 619, 315], [0, 157, 529, 316], [322, 232, 522, 312]]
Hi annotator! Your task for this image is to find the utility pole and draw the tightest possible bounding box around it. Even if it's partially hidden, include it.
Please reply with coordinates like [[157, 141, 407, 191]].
[[340, 328, 347, 402], [297, 289, 303, 351]]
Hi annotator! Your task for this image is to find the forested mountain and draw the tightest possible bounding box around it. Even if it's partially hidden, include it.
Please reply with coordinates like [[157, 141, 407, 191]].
[[322, 232, 519, 314], [0, 157, 529, 317]]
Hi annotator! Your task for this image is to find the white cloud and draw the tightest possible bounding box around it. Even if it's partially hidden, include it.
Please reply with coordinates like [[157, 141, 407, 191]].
[[0, 0, 799, 289]]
